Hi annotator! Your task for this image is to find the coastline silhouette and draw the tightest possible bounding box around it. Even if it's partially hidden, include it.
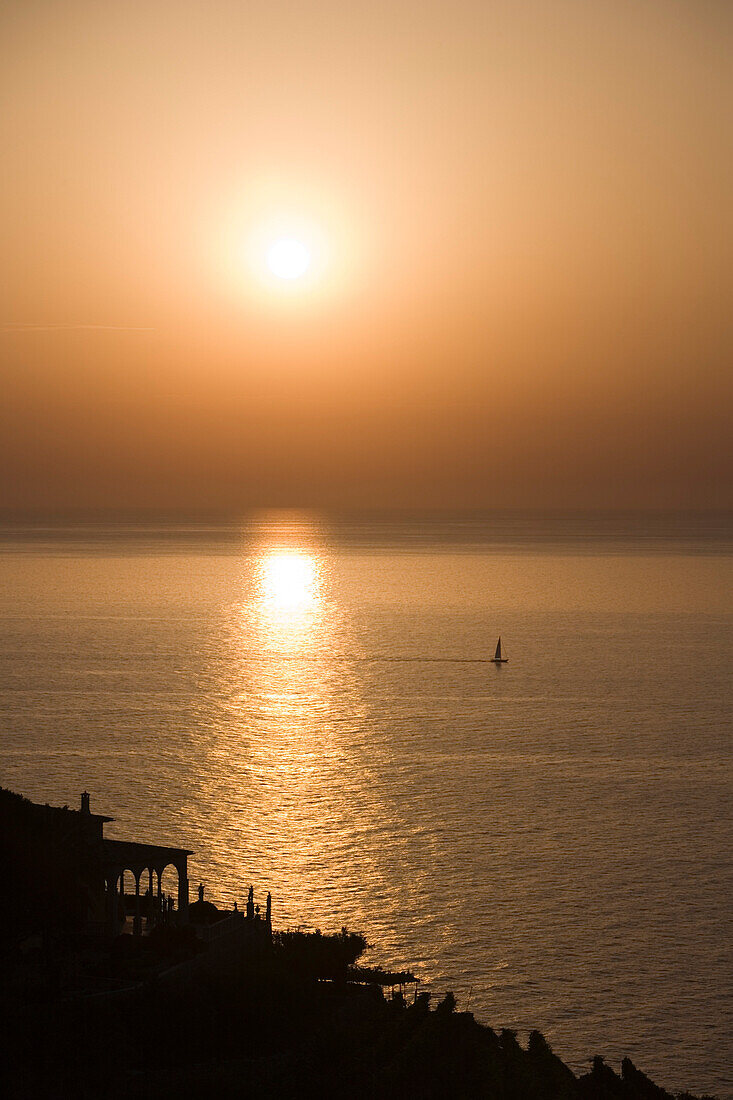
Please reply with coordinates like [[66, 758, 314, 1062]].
[[0, 785, 719, 1099]]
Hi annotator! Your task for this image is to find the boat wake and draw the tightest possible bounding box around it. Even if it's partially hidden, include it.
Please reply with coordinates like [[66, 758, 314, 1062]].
[[245, 653, 495, 665]]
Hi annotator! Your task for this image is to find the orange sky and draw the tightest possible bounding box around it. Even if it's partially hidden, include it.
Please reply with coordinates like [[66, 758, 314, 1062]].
[[1, 0, 730, 511]]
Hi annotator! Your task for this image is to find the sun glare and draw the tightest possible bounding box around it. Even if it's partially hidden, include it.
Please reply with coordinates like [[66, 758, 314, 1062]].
[[219, 186, 362, 303], [267, 238, 311, 280], [261, 551, 318, 611]]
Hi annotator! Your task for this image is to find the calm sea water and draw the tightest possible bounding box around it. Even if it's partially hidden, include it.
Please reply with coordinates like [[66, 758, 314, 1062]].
[[1, 514, 731, 1097]]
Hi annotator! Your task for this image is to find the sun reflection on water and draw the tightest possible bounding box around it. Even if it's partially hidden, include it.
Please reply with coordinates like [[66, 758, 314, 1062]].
[[254, 545, 325, 657], [238, 526, 373, 904], [260, 550, 319, 613], [193, 517, 418, 977]]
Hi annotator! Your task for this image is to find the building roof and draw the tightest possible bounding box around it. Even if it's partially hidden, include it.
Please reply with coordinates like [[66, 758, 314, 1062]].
[[104, 838, 194, 872]]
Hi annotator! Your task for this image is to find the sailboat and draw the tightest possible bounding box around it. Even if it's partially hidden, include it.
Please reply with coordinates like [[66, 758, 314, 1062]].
[[491, 636, 508, 663]]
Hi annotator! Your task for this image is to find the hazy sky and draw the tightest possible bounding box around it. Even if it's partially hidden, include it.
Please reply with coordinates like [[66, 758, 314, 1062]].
[[1, 0, 730, 510]]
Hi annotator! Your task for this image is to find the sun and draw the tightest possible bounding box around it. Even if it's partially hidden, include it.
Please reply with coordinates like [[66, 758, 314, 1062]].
[[266, 237, 311, 281], [218, 193, 359, 302]]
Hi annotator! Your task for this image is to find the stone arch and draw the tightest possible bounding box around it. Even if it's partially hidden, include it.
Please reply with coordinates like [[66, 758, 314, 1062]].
[[157, 859, 189, 921], [158, 862, 179, 903], [116, 866, 143, 932]]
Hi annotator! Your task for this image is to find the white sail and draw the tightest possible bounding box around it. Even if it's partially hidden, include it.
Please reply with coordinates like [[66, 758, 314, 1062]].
[[494, 636, 502, 660]]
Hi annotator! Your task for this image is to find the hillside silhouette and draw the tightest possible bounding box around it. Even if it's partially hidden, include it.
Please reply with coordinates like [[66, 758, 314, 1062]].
[[1, 785, 718, 1099]]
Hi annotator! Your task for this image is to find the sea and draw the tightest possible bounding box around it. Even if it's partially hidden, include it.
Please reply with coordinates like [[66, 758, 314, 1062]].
[[0, 512, 731, 1098]]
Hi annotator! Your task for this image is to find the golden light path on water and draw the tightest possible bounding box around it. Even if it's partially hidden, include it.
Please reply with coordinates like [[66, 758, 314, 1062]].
[[195, 519, 426, 962]]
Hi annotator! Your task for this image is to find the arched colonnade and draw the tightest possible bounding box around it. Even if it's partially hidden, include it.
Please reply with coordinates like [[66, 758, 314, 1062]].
[[103, 839, 192, 935]]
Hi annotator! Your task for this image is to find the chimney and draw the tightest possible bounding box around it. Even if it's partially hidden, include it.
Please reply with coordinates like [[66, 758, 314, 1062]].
[[80, 791, 90, 814]]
